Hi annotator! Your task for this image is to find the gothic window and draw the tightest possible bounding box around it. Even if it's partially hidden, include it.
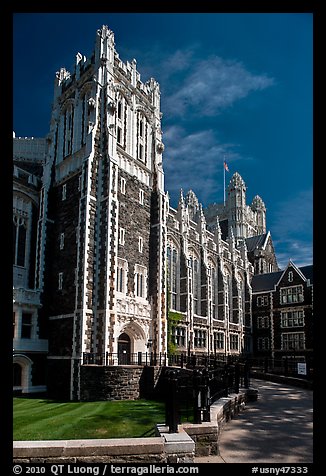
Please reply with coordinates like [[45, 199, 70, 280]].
[[137, 113, 147, 164], [135, 264, 147, 299], [116, 95, 127, 149], [167, 244, 179, 310], [21, 312, 33, 339], [120, 177, 126, 194], [119, 228, 125, 246], [139, 236, 143, 254], [58, 272, 63, 290], [13, 216, 27, 267], [230, 334, 239, 350], [172, 326, 186, 346], [59, 233, 65, 250], [214, 332, 224, 350], [81, 89, 92, 147], [194, 329, 206, 348], [116, 258, 128, 294], [189, 255, 200, 315], [63, 105, 74, 157]]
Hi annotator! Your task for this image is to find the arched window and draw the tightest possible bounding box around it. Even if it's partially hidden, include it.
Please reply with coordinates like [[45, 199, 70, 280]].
[[116, 94, 128, 150], [137, 112, 147, 164], [189, 253, 200, 315], [13, 216, 27, 267], [167, 244, 179, 310]]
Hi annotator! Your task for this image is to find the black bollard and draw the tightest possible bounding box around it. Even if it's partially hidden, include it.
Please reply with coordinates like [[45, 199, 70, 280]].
[[169, 370, 179, 433], [193, 369, 202, 424], [244, 360, 250, 388], [201, 368, 211, 422], [234, 362, 240, 394]]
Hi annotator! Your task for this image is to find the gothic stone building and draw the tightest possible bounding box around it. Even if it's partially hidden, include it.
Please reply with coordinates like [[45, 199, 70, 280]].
[[13, 135, 48, 394], [13, 25, 291, 400]]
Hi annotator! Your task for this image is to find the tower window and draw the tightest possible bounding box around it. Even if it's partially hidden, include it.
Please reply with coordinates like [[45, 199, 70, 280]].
[[59, 233, 65, 250], [120, 177, 126, 194], [58, 272, 63, 290], [119, 228, 125, 246], [139, 189, 144, 205], [21, 312, 33, 339]]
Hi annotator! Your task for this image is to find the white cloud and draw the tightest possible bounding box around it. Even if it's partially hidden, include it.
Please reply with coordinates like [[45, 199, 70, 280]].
[[163, 55, 275, 117], [271, 189, 313, 268], [164, 125, 243, 207]]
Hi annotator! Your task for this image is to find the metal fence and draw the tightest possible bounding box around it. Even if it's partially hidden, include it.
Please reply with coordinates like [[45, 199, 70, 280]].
[[164, 360, 251, 432]]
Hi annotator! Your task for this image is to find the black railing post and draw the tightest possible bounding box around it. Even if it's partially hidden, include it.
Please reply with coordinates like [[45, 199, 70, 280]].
[[193, 369, 202, 424], [284, 357, 288, 376], [244, 360, 250, 388], [264, 356, 268, 374], [165, 370, 179, 433], [202, 368, 211, 422], [234, 362, 240, 394], [223, 364, 229, 397]]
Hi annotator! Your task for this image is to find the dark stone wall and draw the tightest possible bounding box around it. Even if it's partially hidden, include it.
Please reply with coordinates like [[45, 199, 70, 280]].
[[80, 366, 158, 401], [42, 173, 80, 317], [117, 170, 152, 297], [48, 316, 74, 356], [47, 359, 72, 400]]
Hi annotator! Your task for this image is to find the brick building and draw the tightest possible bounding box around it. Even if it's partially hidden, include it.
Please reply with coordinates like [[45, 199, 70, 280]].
[[251, 261, 313, 369]]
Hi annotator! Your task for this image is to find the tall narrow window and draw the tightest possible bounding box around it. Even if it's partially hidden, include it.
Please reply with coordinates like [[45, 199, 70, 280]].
[[117, 101, 122, 119], [119, 228, 125, 246], [139, 189, 144, 205], [192, 258, 200, 315], [117, 126, 122, 145], [62, 184, 67, 201], [116, 259, 128, 294], [135, 265, 147, 299], [58, 272, 63, 290], [59, 233, 65, 250], [21, 313, 33, 339], [139, 236, 143, 254], [120, 177, 126, 194], [16, 223, 26, 267], [139, 144, 143, 161], [167, 245, 178, 310]]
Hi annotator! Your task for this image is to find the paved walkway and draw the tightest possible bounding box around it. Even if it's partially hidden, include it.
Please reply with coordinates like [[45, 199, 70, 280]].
[[195, 379, 313, 463]]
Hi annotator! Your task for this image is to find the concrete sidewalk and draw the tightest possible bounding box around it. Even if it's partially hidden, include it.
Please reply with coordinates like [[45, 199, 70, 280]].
[[195, 379, 313, 463]]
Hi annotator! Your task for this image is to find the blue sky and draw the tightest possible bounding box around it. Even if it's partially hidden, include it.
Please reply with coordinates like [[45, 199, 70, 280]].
[[13, 13, 313, 268]]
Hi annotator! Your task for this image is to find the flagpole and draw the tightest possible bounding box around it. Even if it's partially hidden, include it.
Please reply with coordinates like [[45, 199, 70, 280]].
[[223, 156, 226, 206]]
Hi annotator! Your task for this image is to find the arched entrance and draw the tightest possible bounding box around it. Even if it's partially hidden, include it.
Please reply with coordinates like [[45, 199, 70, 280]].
[[13, 363, 22, 387], [118, 333, 131, 365], [13, 354, 32, 393]]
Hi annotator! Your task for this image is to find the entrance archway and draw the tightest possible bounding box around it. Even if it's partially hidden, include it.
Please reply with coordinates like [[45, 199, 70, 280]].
[[118, 332, 131, 365], [13, 363, 22, 387], [13, 354, 32, 392]]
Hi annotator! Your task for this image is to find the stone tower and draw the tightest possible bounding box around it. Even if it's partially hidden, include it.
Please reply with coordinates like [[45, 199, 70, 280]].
[[38, 26, 167, 399]]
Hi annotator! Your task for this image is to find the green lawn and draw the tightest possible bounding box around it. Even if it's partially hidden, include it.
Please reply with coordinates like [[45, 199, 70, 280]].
[[13, 398, 166, 441]]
